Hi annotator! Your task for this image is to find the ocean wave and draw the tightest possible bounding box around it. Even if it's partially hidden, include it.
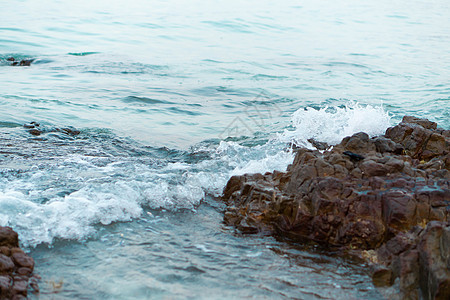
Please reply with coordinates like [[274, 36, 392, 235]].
[[0, 102, 392, 247]]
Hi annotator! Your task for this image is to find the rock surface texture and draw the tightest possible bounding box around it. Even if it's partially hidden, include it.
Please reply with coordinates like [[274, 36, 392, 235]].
[[0, 227, 38, 299], [221, 116, 449, 299]]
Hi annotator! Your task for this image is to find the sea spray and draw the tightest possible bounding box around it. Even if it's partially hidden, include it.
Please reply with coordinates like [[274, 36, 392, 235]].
[[278, 102, 392, 147]]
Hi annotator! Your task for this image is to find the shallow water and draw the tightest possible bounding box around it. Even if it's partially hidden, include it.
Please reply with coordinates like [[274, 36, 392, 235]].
[[1, 0, 449, 298]]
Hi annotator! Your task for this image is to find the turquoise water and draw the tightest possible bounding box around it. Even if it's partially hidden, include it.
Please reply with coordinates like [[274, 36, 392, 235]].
[[1, 0, 449, 298]]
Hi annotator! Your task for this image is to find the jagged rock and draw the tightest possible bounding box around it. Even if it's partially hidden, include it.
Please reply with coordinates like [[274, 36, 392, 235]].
[[221, 116, 449, 298], [0, 226, 38, 298], [307, 138, 330, 150]]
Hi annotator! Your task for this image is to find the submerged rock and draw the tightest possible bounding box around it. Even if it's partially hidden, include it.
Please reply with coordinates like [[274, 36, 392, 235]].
[[0, 226, 38, 299], [7, 57, 35, 66], [221, 116, 449, 298], [23, 122, 81, 137]]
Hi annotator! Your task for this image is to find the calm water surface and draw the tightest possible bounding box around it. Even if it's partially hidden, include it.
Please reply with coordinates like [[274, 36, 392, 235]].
[[1, 0, 449, 298]]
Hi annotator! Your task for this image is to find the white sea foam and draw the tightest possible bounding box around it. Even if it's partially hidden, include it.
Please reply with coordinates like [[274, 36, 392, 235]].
[[0, 102, 392, 247], [0, 182, 143, 247], [230, 148, 293, 176], [279, 102, 392, 147]]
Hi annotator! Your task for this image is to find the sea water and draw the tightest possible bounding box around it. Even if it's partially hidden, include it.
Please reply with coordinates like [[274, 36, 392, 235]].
[[0, 0, 449, 298]]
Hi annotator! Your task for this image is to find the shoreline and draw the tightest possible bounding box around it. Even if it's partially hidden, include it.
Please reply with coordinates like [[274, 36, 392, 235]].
[[221, 116, 449, 299], [1, 115, 448, 298]]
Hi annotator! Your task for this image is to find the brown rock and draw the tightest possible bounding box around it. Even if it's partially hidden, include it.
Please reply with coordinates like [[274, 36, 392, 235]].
[[17, 268, 32, 276], [0, 275, 12, 297], [372, 265, 394, 287], [417, 222, 450, 300], [0, 254, 15, 273], [12, 280, 28, 296], [360, 160, 388, 177], [0, 247, 10, 256], [12, 253, 34, 270], [402, 116, 437, 130], [0, 227, 38, 296], [221, 116, 449, 299], [0, 227, 19, 248]]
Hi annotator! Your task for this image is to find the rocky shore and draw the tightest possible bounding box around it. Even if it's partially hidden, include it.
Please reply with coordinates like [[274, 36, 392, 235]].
[[221, 116, 449, 299], [0, 227, 38, 299]]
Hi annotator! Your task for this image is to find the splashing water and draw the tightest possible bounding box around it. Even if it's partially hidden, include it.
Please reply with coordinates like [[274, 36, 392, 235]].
[[279, 102, 392, 147]]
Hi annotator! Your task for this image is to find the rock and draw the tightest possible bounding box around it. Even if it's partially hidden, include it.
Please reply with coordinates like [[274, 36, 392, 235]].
[[12, 253, 34, 270], [385, 116, 449, 160], [402, 116, 437, 130], [221, 116, 449, 298], [7, 57, 35, 66], [373, 222, 450, 299], [307, 138, 330, 150], [18, 60, 33, 66], [373, 136, 404, 154], [0, 247, 10, 256], [372, 265, 394, 287], [29, 129, 42, 136], [12, 280, 28, 296], [417, 222, 450, 299], [0, 275, 12, 298], [0, 227, 38, 298], [23, 122, 81, 137], [0, 254, 15, 273], [16, 268, 32, 276], [342, 151, 365, 161], [57, 127, 81, 136], [0, 227, 19, 248]]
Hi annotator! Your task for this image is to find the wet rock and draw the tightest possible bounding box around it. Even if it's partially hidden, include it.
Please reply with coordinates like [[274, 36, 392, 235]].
[[373, 136, 404, 154], [342, 151, 365, 161], [373, 222, 450, 299], [12, 280, 28, 296], [28, 129, 42, 136], [385, 116, 449, 160], [57, 127, 81, 136], [23, 122, 81, 137], [0, 254, 15, 273], [403, 115, 437, 130], [0, 247, 10, 257], [18, 60, 33, 66], [23, 122, 39, 129], [12, 253, 34, 270], [307, 138, 330, 150], [0, 226, 38, 298], [7, 57, 35, 66], [221, 116, 449, 298], [417, 222, 450, 299], [372, 265, 394, 287], [0, 275, 12, 298], [0, 227, 18, 248]]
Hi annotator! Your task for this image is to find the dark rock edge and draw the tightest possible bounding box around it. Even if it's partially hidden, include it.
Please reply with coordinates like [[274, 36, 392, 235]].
[[0, 227, 38, 299], [221, 116, 449, 299]]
